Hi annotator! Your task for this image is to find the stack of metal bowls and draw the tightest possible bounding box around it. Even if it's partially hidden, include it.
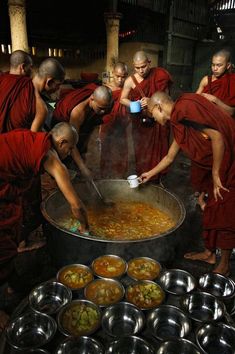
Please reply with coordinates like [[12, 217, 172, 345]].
[[158, 269, 197, 296]]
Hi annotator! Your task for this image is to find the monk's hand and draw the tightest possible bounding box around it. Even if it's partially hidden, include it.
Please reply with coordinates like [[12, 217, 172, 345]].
[[140, 97, 149, 109], [140, 171, 152, 183], [213, 175, 229, 201], [71, 206, 89, 234], [201, 93, 218, 104]]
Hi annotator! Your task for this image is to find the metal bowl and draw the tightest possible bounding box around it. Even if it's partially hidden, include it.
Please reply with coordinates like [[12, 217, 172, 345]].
[[29, 280, 72, 315], [196, 322, 235, 354], [56, 263, 94, 290], [6, 311, 57, 350], [91, 254, 127, 279], [102, 301, 145, 337], [146, 304, 192, 341], [127, 256, 162, 281], [158, 268, 197, 295], [105, 335, 155, 354], [57, 299, 101, 337], [180, 291, 225, 323], [126, 280, 165, 310], [23, 350, 50, 354], [84, 278, 125, 307], [55, 336, 104, 354], [156, 338, 202, 354], [198, 272, 235, 313]]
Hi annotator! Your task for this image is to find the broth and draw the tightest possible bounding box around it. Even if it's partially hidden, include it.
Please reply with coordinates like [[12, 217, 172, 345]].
[[58, 201, 175, 240]]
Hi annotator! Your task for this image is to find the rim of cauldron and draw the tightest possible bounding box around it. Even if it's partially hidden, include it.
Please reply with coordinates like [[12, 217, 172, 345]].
[[41, 181, 186, 244]]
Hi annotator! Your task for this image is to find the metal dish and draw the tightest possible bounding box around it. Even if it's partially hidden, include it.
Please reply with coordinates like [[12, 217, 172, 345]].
[[84, 278, 124, 307], [29, 280, 72, 315], [102, 301, 145, 337], [127, 256, 162, 281], [105, 335, 155, 354], [57, 299, 101, 337], [180, 291, 225, 323], [158, 268, 197, 295], [56, 263, 94, 290], [55, 336, 104, 354], [146, 304, 192, 341], [156, 338, 202, 354], [196, 322, 235, 354], [6, 311, 57, 351], [91, 254, 127, 279]]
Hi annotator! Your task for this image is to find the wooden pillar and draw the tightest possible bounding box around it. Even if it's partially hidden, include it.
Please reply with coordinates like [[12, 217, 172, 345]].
[[8, 0, 29, 52], [104, 12, 122, 80]]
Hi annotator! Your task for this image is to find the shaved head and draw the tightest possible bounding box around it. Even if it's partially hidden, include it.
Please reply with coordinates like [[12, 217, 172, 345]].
[[93, 85, 113, 104], [213, 49, 231, 62], [149, 91, 172, 106], [133, 51, 149, 63], [51, 122, 78, 145], [113, 62, 128, 72], [38, 58, 65, 81], [10, 50, 32, 68]]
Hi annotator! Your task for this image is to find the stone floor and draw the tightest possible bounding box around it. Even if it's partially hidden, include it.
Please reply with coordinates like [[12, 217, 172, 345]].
[[0, 126, 235, 352]]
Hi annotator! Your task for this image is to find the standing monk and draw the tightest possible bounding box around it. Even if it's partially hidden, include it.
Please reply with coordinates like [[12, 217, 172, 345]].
[[99, 62, 129, 178], [195, 49, 235, 209], [52, 85, 113, 178], [0, 122, 88, 330], [120, 51, 172, 179], [141, 91, 235, 276]]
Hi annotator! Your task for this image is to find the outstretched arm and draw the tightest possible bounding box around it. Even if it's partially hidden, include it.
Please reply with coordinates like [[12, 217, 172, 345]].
[[31, 91, 48, 132], [120, 77, 133, 108], [202, 127, 229, 201], [71, 147, 92, 180], [140, 139, 180, 182], [43, 150, 89, 232]]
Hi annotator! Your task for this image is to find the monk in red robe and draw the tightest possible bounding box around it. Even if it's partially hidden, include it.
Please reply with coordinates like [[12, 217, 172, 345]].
[[52, 84, 113, 178], [141, 91, 235, 276], [120, 51, 172, 178], [99, 62, 129, 178], [195, 49, 235, 210]]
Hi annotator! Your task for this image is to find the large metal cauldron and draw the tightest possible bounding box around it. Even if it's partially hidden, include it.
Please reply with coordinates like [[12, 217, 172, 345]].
[[41, 180, 185, 268]]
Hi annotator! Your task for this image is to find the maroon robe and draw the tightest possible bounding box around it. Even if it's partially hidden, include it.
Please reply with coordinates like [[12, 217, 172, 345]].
[[0, 73, 36, 132], [99, 89, 129, 178], [130, 67, 172, 176], [202, 72, 235, 106], [171, 93, 235, 250], [0, 130, 51, 282]]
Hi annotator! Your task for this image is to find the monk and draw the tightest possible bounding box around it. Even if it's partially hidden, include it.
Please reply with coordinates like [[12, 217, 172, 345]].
[[99, 62, 129, 178], [120, 50, 172, 179], [140, 91, 235, 276], [52, 85, 113, 178], [0, 122, 88, 330], [195, 49, 235, 210], [8, 49, 33, 76], [0, 56, 65, 133]]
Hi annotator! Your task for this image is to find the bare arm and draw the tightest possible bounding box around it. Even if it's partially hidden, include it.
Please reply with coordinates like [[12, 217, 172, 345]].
[[196, 76, 208, 94], [120, 77, 134, 107], [30, 91, 48, 132], [71, 147, 92, 180], [202, 127, 229, 200], [140, 139, 180, 182], [43, 150, 89, 232], [201, 93, 235, 116]]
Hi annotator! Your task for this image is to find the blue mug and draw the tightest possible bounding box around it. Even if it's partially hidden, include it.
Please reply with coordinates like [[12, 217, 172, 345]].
[[130, 100, 141, 113]]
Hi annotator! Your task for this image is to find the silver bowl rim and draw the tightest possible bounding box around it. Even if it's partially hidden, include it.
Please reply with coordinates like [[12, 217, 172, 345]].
[[84, 277, 125, 307], [91, 254, 127, 278], [57, 299, 102, 337], [107, 335, 154, 352], [101, 301, 145, 337], [127, 256, 162, 281], [157, 337, 202, 353], [125, 279, 165, 310], [41, 181, 186, 243], [54, 335, 104, 352], [158, 268, 197, 294], [6, 310, 57, 350], [198, 272, 235, 299], [28, 280, 72, 313], [56, 263, 94, 290]]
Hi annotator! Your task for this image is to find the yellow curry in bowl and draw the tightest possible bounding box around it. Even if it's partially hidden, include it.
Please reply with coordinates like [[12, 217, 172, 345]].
[[126, 280, 164, 310], [57, 264, 94, 290], [92, 255, 127, 278], [127, 257, 162, 281]]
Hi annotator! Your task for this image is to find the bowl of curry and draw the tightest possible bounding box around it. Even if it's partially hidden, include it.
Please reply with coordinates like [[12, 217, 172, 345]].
[[84, 278, 125, 307], [126, 280, 165, 310], [91, 254, 127, 278], [56, 264, 94, 290], [127, 257, 162, 281]]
